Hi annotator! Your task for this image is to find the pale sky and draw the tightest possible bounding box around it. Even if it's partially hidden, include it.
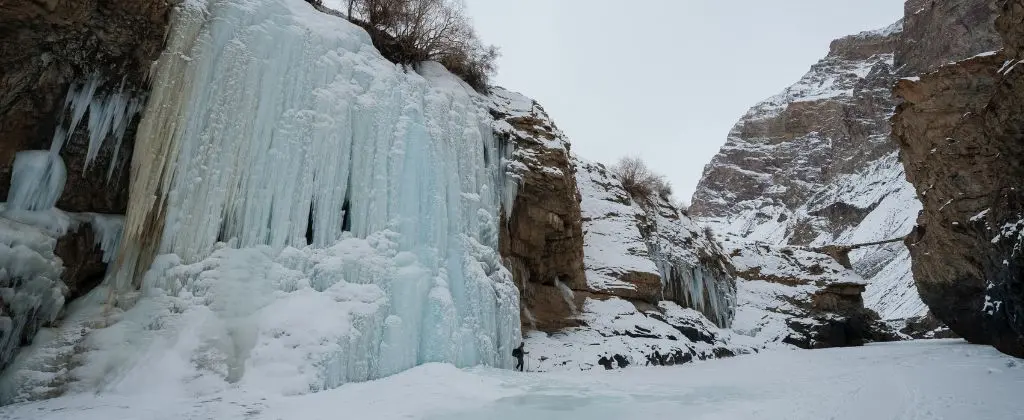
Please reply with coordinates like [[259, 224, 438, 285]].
[[462, 0, 904, 201]]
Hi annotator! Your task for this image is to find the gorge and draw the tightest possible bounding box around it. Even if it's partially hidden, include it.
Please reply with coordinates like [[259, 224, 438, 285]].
[[0, 0, 1021, 418]]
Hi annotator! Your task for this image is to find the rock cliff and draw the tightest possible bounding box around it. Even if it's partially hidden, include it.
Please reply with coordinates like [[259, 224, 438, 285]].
[[490, 87, 588, 332], [521, 157, 745, 370], [892, 0, 1024, 357], [691, 0, 1001, 324], [725, 237, 897, 348]]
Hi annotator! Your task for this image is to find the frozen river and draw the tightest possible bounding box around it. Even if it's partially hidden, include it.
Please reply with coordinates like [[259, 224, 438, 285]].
[[4, 340, 1022, 420]]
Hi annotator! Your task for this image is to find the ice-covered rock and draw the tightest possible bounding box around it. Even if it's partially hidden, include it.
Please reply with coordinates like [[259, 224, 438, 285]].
[[525, 298, 751, 372], [575, 159, 734, 327], [0, 205, 122, 375], [724, 237, 897, 349], [521, 158, 742, 369]]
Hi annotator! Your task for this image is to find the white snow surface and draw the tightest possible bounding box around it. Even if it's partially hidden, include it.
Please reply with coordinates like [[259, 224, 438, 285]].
[[524, 297, 752, 373], [574, 160, 659, 293], [3, 340, 1022, 420]]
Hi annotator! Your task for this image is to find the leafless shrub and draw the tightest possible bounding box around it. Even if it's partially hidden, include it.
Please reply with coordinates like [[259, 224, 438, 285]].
[[344, 0, 499, 91], [613, 156, 674, 204]]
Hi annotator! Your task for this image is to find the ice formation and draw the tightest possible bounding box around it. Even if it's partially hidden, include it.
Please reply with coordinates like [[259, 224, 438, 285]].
[[0, 72, 137, 376], [5, 71, 142, 214], [0, 0, 519, 402], [51, 74, 144, 179], [0, 217, 66, 372], [6, 151, 66, 212], [0, 202, 125, 379]]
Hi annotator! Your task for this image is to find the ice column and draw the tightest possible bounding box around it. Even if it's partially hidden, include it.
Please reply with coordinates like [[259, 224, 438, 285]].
[[103, 0, 519, 390]]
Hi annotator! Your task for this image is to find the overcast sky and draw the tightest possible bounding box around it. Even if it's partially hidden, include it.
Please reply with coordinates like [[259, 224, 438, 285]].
[[462, 0, 904, 201]]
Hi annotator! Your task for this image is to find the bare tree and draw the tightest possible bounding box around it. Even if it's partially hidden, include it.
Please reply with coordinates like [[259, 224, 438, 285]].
[[347, 0, 498, 91], [612, 156, 673, 204]]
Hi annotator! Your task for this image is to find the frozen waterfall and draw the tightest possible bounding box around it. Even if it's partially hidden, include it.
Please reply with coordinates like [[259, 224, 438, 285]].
[[0, 0, 520, 402]]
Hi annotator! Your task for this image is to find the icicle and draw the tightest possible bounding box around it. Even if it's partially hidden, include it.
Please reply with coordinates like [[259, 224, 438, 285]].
[[45, 73, 145, 179], [554, 278, 578, 315], [78, 214, 124, 263], [6, 151, 67, 212]]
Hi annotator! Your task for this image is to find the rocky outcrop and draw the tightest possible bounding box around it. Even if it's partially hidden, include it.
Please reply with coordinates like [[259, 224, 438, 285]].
[[490, 87, 588, 332], [691, 0, 1002, 323], [897, 0, 1002, 75], [574, 159, 735, 327], [725, 238, 898, 349], [0, 0, 169, 214], [502, 140, 742, 369], [892, 0, 1024, 357], [524, 297, 751, 372], [690, 22, 921, 322]]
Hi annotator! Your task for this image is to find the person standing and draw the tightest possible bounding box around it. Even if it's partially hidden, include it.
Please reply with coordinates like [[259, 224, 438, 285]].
[[512, 342, 528, 371]]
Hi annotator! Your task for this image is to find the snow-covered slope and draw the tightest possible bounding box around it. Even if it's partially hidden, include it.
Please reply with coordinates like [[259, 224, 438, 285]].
[[1, 0, 519, 403], [518, 158, 745, 371], [690, 22, 926, 321], [574, 159, 735, 327]]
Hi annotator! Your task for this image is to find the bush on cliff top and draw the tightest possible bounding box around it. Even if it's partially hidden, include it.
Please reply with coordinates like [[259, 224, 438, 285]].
[[309, 0, 498, 92]]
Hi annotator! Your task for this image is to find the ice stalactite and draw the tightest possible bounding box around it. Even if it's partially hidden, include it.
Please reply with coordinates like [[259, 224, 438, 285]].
[[2, 0, 524, 399], [50, 74, 144, 177], [6, 152, 66, 212], [5, 73, 143, 214], [655, 257, 734, 328]]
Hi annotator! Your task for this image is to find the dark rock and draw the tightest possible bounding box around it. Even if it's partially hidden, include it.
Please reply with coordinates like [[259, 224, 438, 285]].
[[899, 312, 959, 339], [0, 0, 170, 214], [53, 224, 108, 301], [892, 0, 1024, 358]]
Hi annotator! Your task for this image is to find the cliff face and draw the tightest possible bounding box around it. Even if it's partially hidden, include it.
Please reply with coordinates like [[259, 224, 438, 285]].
[[691, 0, 1001, 322], [573, 159, 735, 328], [897, 0, 1003, 75], [521, 158, 745, 371], [690, 22, 919, 320], [892, 0, 1024, 357], [491, 87, 588, 332], [488, 87, 747, 368]]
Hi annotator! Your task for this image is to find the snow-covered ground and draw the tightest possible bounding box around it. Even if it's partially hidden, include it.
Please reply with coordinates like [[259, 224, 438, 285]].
[[2, 340, 1020, 420]]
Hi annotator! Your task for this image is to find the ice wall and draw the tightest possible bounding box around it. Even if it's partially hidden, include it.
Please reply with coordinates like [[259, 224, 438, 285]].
[[0, 0, 520, 401]]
